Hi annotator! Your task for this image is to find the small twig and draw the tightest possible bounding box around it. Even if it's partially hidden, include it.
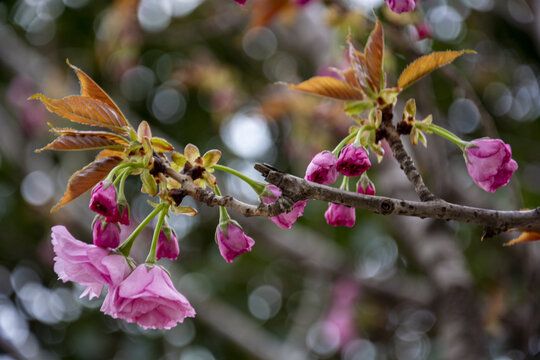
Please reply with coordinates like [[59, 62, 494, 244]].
[[384, 124, 437, 202]]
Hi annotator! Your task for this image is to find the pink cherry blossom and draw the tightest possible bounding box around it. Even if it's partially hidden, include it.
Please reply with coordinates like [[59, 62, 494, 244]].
[[89, 182, 130, 225], [156, 229, 180, 261], [386, 0, 416, 14], [336, 144, 371, 177], [357, 181, 376, 196], [101, 265, 195, 329], [51, 225, 131, 299], [261, 185, 307, 229], [216, 222, 255, 263], [465, 139, 518, 193], [92, 218, 121, 249], [305, 151, 339, 185], [324, 203, 355, 228]]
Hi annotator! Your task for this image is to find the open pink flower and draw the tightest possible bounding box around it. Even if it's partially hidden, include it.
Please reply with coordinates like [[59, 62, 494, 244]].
[[216, 222, 255, 263], [156, 228, 180, 261], [324, 203, 355, 227], [305, 151, 339, 185], [101, 265, 195, 329], [92, 218, 121, 249], [261, 185, 307, 229], [90, 182, 130, 225], [465, 139, 518, 193], [386, 0, 416, 14], [51, 225, 131, 299], [336, 144, 371, 177]]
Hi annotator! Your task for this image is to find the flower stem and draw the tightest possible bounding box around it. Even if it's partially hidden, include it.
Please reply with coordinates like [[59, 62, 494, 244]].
[[427, 124, 469, 150], [145, 205, 169, 264], [340, 176, 350, 191], [332, 130, 359, 156], [117, 203, 166, 257], [214, 185, 231, 222], [212, 164, 266, 195]]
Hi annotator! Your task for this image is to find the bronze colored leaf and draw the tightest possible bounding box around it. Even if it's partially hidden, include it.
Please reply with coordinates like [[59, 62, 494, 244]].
[[37, 129, 128, 152], [151, 137, 174, 153], [504, 232, 540, 246], [347, 39, 371, 96], [398, 50, 476, 90], [341, 69, 362, 89], [287, 77, 364, 100], [51, 155, 122, 212], [96, 149, 128, 160], [29, 94, 128, 133], [67, 61, 129, 129], [364, 20, 384, 92]]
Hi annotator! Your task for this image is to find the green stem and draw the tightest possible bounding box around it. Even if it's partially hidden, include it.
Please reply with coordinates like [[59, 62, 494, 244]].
[[117, 203, 166, 256], [117, 168, 130, 199], [332, 130, 359, 156], [340, 176, 350, 191], [427, 124, 470, 150], [214, 185, 231, 222], [145, 205, 169, 264], [213, 164, 266, 195]]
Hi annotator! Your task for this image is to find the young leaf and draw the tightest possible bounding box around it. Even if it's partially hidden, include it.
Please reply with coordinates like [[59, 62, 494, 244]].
[[202, 149, 222, 168], [398, 50, 476, 90], [364, 20, 384, 93], [151, 137, 174, 153], [36, 129, 129, 152], [29, 95, 128, 133], [347, 38, 372, 96], [96, 149, 128, 160], [184, 144, 201, 163], [51, 154, 123, 212], [286, 77, 364, 100], [67, 61, 130, 128], [504, 232, 540, 246]]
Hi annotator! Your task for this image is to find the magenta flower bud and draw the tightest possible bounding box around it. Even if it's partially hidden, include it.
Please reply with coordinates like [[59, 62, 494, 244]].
[[234, 0, 247, 5], [336, 144, 371, 177], [386, 0, 416, 14], [215, 222, 255, 263], [101, 265, 195, 329], [324, 203, 355, 228], [305, 151, 339, 185], [261, 185, 307, 229], [296, 0, 312, 5], [464, 139, 518, 193], [357, 178, 376, 196], [156, 228, 180, 261], [92, 218, 121, 249], [90, 181, 118, 219]]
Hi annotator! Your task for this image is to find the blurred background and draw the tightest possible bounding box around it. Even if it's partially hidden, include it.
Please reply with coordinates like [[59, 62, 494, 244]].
[[1, 0, 540, 359]]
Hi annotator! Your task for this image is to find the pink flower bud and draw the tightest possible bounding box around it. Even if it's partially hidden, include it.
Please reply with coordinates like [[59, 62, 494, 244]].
[[216, 222, 255, 263], [90, 182, 130, 225], [386, 0, 416, 14], [156, 228, 180, 261], [305, 151, 339, 185], [357, 180, 376, 196], [51, 226, 131, 299], [261, 185, 307, 229], [92, 218, 121, 249], [101, 265, 195, 329], [336, 144, 371, 177], [234, 0, 247, 5], [414, 22, 433, 41], [324, 203, 355, 228], [464, 139, 518, 193]]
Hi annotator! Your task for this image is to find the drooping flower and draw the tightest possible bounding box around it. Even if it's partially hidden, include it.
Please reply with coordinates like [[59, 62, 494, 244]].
[[260, 185, 307, 229], [336, 144, 371, 177], [324, 203, 355, 227], [51, 225, 131, 299], [357, 177, 376, 196], [386, 0, 416, 14], [156, 227, 180, 261], [305, 151, 339, 185], [89, 181, 130, 225], [101, 265, 195, 330], [464, 139, 518, 193], [215, 221, 255, 263], [92, 217, 121, 249]]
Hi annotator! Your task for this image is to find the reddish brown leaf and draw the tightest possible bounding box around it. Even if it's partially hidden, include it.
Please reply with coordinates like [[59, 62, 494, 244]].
[[287, 76, 365, 100], [364, 20, 384, 92], [30, 94, 128, 132], [347, 39, 371, 96], [67, 62, 129, 128], [37, 129, 129, 152], [96, 149, 128, 160], [51, 155, 122, 212], [398, 50, 476, 90], [504, 232, 540, 246], [341, 69, 362, 89]]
